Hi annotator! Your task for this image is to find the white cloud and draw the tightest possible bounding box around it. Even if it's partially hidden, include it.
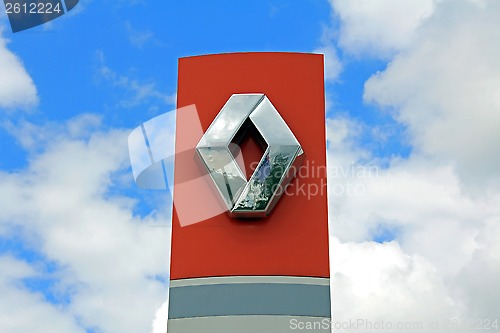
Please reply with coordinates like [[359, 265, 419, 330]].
[[331, 153, 500, 271], [0, 256, 86, 333], [331, 238, 457, 331], [364, 0, 500, 188], [326, 0, 500, 326], [0, 27, 38, 110], [451, 211, 500, 320], [314, 44, 342, 82], [96, 50, 176, 108], [151, 300, 169, 333], [2, 113, 102, 151], [0, 116, 171, 333], [125, 21, 154, 48], [313, 21, 343, 82], [314, 27, 342, 82], [330, 0, 435, 57], [327, 121, 500, 329], [326, 116, 369, 167], [365, 1, 500, 187]]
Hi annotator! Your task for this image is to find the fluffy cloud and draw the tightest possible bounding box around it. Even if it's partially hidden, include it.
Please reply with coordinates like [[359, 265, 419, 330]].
[[314, 44, 342, 82], [96, 50, 176, 109], [328, 120, 500, 332], [328, 0, 500, 328], [314, 27, 343, 82], [125, 21, 154, 48], [0, 117, 171, 333], [0, 256, 86, 333], [330, 0, 435, 57], [331, 239, 457, 332], [364, 0, 500, 187], [0, 24, 171, 332], [0, 27, 38, 110]]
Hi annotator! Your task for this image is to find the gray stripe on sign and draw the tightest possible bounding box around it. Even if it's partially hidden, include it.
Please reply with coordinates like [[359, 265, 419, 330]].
[[169, 275, 330, 287], [168, 282, 331, 319], [167, 315, 331, 333]]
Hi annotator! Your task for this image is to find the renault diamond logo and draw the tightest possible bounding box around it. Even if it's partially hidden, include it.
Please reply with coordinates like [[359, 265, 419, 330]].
[[196, 93, 305, 218]]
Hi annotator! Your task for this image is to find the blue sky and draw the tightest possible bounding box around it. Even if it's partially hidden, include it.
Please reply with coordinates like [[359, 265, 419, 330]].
[[1, 1, 500, 333]]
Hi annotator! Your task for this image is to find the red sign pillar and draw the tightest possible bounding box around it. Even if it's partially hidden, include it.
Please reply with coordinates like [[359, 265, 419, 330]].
[[168, 53, 331, 332]]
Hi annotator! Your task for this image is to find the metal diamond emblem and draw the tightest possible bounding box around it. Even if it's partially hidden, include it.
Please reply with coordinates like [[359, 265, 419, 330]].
[[196, 93, 305, 218]]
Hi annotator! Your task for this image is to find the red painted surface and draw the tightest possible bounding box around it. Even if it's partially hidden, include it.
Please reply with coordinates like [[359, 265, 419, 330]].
[[171, 52, 330, 279]]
